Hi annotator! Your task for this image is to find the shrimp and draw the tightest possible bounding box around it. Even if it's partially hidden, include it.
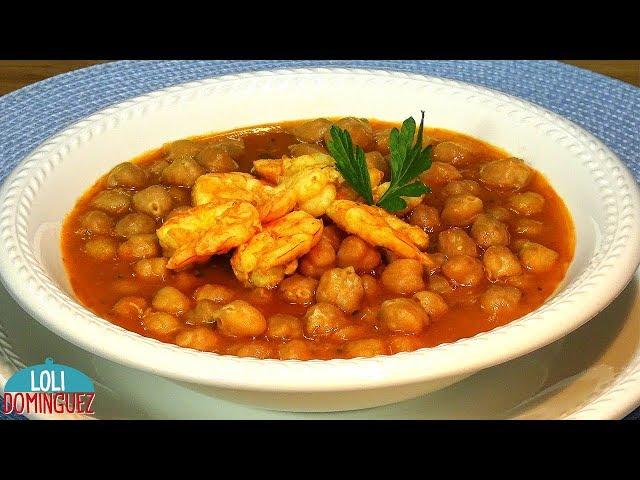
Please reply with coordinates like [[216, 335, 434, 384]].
[[192, 172, 268, 207], [157, 200, 261, 270], [253, 153, 343, 218], [231, 210, 323, 288], [251, 158, 285, 184], [326, 200, 434, 268], [192, 172, 296, 223]]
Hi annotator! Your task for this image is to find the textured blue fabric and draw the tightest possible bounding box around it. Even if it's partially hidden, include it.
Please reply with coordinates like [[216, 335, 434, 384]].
[[0, 60, 638, 420]]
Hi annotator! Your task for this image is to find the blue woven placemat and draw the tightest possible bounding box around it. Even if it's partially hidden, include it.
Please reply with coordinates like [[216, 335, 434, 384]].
[[0, 60, 638, 420]]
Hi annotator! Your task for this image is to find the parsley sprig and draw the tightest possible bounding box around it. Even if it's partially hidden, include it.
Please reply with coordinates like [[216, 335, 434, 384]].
[[325, 124, 374, 205], [326, 111, 432, 212], [377, 111, 432, 211]]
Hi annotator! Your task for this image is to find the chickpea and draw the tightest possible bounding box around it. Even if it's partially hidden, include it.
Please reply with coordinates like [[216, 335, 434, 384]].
[[408, 204, 441, 232], [438, 228, 478, 257], [479, 157, 532, 191], [235, 341, 274, 359], [354, 305, 380, 326], [152, 286, 191, 315], [193, 283, 235, 304], [143, 311, 182, 336], [344, 338, 388, 358], [322, 225, 344, 251], [365, 151, 390, 179], [389, 335, 423, 354], [278, 274, 318, 305], [132, 185, 173, 218], [480, 284, 522, 316], [505, 273, 538, 290], [298, 237, 337, 279], [216, 300, 266, 337], [425, 252, 447, 275], [324, 117, 374, 150], [112, 279, 140, 296], [513, 218, 544, 236], [288, 143, 328, 157], [486, 205, 513, 222], [441, 194, 484, 226], [210, 137, 245, 158], [441, 179, 482, 198], [79, 210, 115, 235], [114, 213, 156, 238], [112, 296, 147, 319], [162, 158, 205, 187], [145, 159, 170, 182], [374, 127, 393, 154], [316, 267, 364, 313], [413, 291, 449, 318], [185, 299, 221, 325], [518, 241, 559, 273], [133, 257, 168, 280], [511, 239, 530, 252], [470, 214, 510, 248], [278, 339, 313, 360], [508, 192, 545, 216], [432, 141, 472, 166], [175, 326, 221, 352], [246, 287, 276, 305], [290, 118, 332, 143], [303, 302, 348, 337], [442, 255, 485, 287], [379, 298, 429, 334], [106, 162, 147, 189], [361, 274, 380, 300], [429, 273, 455, 295], [173, 271, 200, 292], [332, 324, 371, 342], [163, 139, 201, 161], [420, 162, 462, 186], [381, 259, 425, 295], [195, 145, 239, 173], [266, 314, 304, 340], [336, 235, 381, 272], [167, 186, 191, 207], [118, 233, 160, 260], [84, 236, 118, 261], [90, 189, 131, 215], [369, 166, 385, 190], [482, 245, 523, 281]]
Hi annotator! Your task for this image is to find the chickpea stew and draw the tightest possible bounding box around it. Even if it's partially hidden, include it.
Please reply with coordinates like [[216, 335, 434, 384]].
[[61, 118, 575, 360]]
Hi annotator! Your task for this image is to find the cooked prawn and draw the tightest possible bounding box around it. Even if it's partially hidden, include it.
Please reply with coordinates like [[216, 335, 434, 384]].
[[157, 200, 261, 270], [231, 210, 323, 288], [326, 200, 434, 268], [253, 153, 343, 217], [192, 172, 269, 207], [192, 172, 296, 223]]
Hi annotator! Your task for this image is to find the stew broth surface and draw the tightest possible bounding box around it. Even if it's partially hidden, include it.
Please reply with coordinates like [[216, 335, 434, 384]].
[[61, 119, 575, 360]]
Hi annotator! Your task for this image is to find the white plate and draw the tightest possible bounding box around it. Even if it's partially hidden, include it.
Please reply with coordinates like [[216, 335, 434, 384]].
[[1, 269, 638, 420], [1, 68, 639, 411]]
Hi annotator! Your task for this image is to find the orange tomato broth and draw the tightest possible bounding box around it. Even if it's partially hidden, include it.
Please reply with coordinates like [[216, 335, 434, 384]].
[[61, 119, 575, 358]]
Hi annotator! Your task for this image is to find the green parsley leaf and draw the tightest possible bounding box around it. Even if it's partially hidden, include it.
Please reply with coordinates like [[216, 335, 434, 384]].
[[326, 125, 374, 205], [376, 111, 432, 212]]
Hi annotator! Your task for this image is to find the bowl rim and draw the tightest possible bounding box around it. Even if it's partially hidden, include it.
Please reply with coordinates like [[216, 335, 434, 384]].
[[1, 67, 639, 391]]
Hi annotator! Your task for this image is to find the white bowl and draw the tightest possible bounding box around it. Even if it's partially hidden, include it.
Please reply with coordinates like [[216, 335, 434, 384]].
[[1, 68, 639, 412]]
